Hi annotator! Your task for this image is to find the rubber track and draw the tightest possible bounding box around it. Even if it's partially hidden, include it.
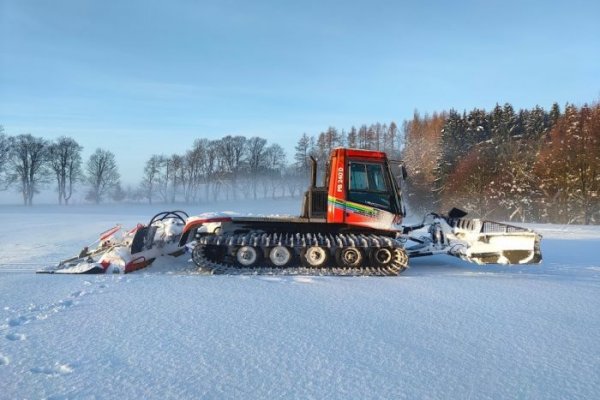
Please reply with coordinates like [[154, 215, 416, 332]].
[[191, 232, 409, 276]]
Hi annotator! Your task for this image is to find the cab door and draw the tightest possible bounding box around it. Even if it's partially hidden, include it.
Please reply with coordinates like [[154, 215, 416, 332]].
[[343, 159, 399, 230]]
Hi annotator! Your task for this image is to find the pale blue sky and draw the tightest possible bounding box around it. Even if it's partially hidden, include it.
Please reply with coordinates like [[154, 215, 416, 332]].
[[1, 0, 599, 184]]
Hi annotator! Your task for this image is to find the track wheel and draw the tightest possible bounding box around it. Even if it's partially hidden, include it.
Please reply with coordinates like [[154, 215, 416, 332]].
[[370, 247, 394, 268], [191, 244, 205, 267], [235, 246, 262, 267], [269, 246, 293, 267], [336, 247, 364, 268], [192, 244, 224, 267], [392, 248, 409, 270], [301, 246, 329, 268]]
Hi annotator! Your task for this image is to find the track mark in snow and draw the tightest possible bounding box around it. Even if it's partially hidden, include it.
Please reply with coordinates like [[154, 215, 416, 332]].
[[259, 276, 283, 282], [293, 276, 315, 284], [0, 354, 9, 365], [31, 363, 74, 376], [6, 332, 26, 341]]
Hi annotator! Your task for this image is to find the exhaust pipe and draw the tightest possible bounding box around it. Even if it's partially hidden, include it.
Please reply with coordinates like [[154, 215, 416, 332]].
[[310, 156, 317, 188]]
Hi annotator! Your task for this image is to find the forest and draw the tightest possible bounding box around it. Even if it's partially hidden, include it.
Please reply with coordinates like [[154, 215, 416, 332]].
[[403, 102, 599, 224], [0, 101, 598, 224]]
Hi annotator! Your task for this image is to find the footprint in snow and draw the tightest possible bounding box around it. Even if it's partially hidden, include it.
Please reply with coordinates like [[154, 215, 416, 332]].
[[5, 332, 26, 341], [31, 363, 74, 376], [6, 298, 76, 329], [26, 304, 37, 311], [3, 279, 101, 335], [70, 290, 86, 298], [57, 299, 74, 308], [8, 315, 30, 327]]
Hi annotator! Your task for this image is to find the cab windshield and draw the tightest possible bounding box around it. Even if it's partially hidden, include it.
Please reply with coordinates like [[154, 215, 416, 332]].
[[348, 162, 397, 213]]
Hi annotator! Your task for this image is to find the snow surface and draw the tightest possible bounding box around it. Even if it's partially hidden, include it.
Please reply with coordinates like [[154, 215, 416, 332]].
[[1, 200, 599, 399]]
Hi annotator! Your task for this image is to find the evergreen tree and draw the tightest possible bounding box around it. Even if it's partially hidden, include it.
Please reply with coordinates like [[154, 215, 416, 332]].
[[549, 102, 561, 125], [434, 110, 466, 203], [523, 106, 550, 140], [465, 108, 490, 146]]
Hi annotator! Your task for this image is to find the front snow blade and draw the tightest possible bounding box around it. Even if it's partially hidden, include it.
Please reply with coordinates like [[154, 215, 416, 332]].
[[408, 215, 543, 266], [463, 234, 542, 265], [451, 220, 542, 265], [36, 262, 107, 274], [37, 264, 106, 274]]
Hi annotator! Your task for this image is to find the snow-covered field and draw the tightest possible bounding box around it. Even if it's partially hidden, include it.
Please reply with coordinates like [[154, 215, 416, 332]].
[[1, 200, 599, 399]]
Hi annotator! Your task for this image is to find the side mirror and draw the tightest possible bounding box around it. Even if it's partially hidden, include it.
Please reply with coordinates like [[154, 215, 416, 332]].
[[388, 160, 407, 181]]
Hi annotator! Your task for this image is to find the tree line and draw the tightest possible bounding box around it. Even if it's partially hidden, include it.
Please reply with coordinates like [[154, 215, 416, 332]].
[[0, 127, 121, 205], [136, 136, 292, 204], [402, 102, 600, 224], [136, 122, 403, 204], [0, 124, 402, 206], [0, 129, 296, 205], [1, 101, 598, 224]]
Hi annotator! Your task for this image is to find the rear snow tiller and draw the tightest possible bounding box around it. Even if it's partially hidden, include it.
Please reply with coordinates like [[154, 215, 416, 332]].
[[38, 211, 188, 274]]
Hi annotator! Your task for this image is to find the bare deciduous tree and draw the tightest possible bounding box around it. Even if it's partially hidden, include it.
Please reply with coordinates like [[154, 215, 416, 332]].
[[263, 143, 286, 198], [218, 135, 246, 199], [8, 134, 49, 206], [141, 154, 164, 204], [85, 148, 120, 204], [167, 154, 183, 203], [181, 141, 205, 203], [246, 136, 267, 199], [0, 126, 9, 189], [48, 137, 82, 205], [293, 133, 313, 177]]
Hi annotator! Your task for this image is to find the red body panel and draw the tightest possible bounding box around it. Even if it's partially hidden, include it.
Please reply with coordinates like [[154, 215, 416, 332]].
[[181, 216, 233, 237], [327, 150, 346, 223], [326, 148, 402, 231]]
